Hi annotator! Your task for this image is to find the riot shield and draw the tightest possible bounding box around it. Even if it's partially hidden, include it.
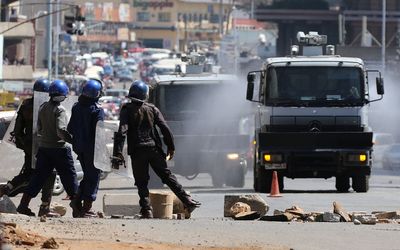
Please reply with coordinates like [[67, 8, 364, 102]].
[[94, 120, 133, 179], [0, 109, 24, 181], [2, 109, 18, 147], [32, 91, 49, 168]]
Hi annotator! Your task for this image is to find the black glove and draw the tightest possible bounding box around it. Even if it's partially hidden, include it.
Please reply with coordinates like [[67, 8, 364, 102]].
[[111, 153, 125, 170], [13, 133, 25, 150]]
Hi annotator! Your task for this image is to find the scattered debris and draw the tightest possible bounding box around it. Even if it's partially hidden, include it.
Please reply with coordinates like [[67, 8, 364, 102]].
[[260, 213, 295, 222], [352, 215, 377, 225], [1, 222, 45, 247], [230, 202, 251, 217], [0, 196, 17, 214], [42, 237, 59, 249], [353, 219, 361, 225], [322, 212, 341, 222], [40, 216, 46, 222], [50, 202, 67, 217], [224, 195, 269, 217], [97, 211, 105, 218], [233, 211, 261, 220], [374, 211, 400, 220], [333, 202, 351, 222]]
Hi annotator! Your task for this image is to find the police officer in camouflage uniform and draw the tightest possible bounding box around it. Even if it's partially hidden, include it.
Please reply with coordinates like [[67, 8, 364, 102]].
[[113, 80, 201, 219], [0, 79, 59, 217]]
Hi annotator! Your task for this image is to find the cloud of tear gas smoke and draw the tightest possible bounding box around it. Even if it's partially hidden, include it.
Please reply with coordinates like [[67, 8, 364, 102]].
[[368, 71, 400, 141], [158, 76, 254, 186]]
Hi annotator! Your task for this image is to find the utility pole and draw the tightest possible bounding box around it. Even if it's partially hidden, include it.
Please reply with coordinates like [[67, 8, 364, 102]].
[[219, 0, 223, 36], [382, 0, 386, 71], [54, 0, 59, 78], [47, 0, 52, 80]]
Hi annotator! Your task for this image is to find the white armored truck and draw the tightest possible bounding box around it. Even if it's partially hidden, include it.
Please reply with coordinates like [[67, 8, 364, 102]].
[[246, 31, 384, 193]]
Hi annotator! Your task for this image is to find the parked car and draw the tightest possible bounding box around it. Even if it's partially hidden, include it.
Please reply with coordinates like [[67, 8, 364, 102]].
[[373, 133, 395, 164], [381, 143, 400, 170], [116, 68, 134, 82], [104, 89, 128, 98], [99, 96, 123, 120], [126, 58, 138, 72]]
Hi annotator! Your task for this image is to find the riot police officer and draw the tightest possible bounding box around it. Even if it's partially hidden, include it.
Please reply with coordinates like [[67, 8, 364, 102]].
[[0, 78, 59, 217], [16, 79, 79, 217], [67, 79, 104, 218], [113, 80, 200, 218]]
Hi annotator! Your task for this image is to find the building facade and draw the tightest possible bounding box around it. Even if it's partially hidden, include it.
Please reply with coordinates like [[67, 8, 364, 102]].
[[77, 0, 234, 52]]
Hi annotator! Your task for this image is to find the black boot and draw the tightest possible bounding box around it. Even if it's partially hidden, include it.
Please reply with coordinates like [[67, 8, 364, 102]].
[[38, 204, 60, 218], [16, 193, 35, 216], [69, 196, 82, 218], [0, 184, 10, 197], [140, 208, 153, 219], [82, 200, 98, 218]]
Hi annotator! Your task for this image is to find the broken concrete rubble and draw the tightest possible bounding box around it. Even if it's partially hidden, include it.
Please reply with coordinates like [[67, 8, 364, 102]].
[[224, 195, 269, 217], [333, 201, 351, 222], [352, 215, 377, 225], [322, 212, 341, 222], [233, 211, 261, 220], [374, 211, 400, 220], [0, 196, 17, 214], [230, 202, 251, 216]]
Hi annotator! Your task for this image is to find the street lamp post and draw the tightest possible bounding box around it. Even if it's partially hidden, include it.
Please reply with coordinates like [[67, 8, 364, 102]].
[[47, 0, 52, 80], [382, 0, 386, 71]]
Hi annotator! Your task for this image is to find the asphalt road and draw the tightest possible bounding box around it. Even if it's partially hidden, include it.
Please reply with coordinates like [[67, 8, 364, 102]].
[[3, 165, 400, 250]]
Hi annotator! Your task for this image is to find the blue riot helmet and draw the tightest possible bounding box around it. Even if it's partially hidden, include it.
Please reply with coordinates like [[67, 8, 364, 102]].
[[82, 79, 102, 99], [33, 78, 50, 92], [49, 79, 69, 96], [128, 80, 149, 101]]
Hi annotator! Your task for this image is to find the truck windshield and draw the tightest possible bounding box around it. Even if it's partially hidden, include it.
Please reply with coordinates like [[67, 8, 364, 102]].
[[265, 66, 364, 106]]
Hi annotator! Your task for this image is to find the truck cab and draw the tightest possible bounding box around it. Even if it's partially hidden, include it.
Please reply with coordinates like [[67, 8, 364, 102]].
[[246, 31, 384, 193]]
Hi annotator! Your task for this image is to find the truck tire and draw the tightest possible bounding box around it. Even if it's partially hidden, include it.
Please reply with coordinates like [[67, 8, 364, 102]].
[[335, 175, 350, 192], [230, 166, 245, 188], [253, 163, 259, 192], [211, 172, 225, 188], [352, 175, 370, 193]]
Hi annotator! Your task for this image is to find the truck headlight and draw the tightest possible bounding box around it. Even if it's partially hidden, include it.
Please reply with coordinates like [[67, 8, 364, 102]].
[[263, 153, 283, 163], [226, 153, 239, 160], [347, 154, 367, 163]]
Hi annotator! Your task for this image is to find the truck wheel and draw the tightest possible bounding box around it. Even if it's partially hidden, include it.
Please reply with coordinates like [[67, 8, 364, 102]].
[[335, 176, 350, 192], [352, 175, 370, 192], [253, 163, 259, 192], [211, 172, 225, 188], [230, 166, 245, 188], [256, 165, 270, 193]]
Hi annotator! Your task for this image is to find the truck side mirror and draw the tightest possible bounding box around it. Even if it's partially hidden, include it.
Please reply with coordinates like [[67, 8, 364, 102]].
[[376, 77, 384, 95], [246, 73, 255, 101]]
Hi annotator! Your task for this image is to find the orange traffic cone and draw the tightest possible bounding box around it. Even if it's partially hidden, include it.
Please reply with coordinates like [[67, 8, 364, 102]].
[[268, 171, 282, 197]]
